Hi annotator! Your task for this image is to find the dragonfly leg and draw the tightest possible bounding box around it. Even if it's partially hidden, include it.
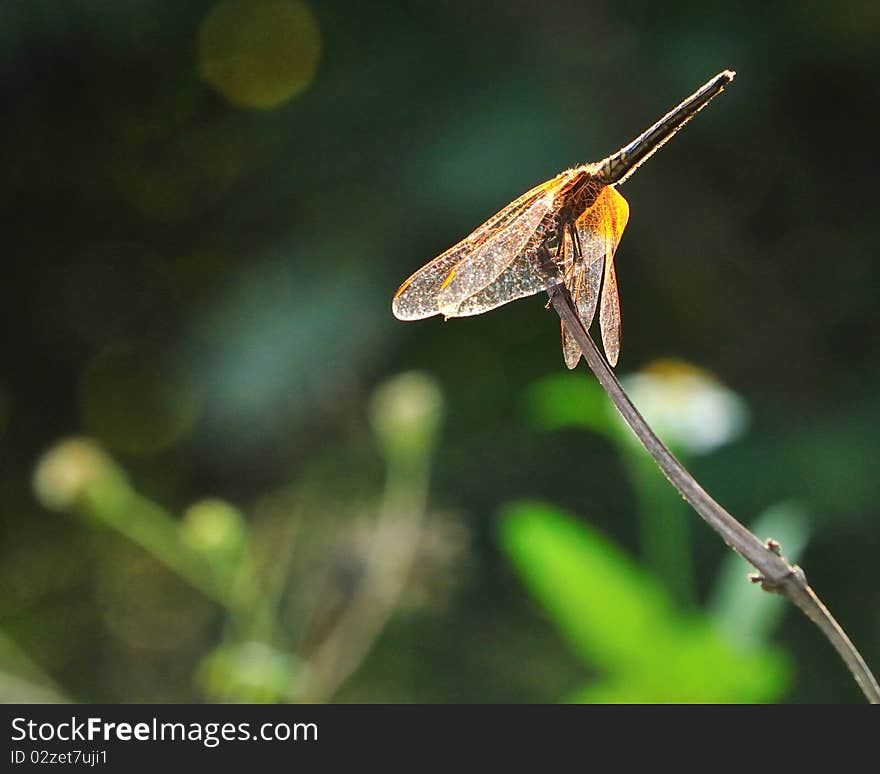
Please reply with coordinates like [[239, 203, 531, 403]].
[[561, 220, 582, 285], [568, 220, 583, 259]]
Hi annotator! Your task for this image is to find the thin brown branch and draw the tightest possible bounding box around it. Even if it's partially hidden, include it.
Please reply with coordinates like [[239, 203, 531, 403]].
[[549, 283, 880, 704]]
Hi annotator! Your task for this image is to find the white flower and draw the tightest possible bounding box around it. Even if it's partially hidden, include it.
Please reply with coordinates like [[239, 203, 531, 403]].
[[620, 359, 748, 455]]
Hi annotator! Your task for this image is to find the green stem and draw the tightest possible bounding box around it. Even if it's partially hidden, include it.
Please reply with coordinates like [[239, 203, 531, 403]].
[[622, 445, 695, 606]]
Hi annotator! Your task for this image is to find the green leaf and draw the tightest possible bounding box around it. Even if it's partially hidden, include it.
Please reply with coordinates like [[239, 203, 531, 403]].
[[0, 631, 70, 703], [522, 374, 615, 437], [499, 500, 676, 673], [500, 501, 791, 702]]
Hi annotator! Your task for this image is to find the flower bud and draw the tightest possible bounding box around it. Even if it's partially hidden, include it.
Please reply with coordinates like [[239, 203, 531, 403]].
[[33, 438, 119, 512], [182, 498, 247, 560], [369, 371, 444, 465]]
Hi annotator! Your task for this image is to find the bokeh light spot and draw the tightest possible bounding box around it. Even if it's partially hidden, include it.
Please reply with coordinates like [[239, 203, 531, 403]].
[[198, 0, 321, 109], [79, 346, 201, 456]]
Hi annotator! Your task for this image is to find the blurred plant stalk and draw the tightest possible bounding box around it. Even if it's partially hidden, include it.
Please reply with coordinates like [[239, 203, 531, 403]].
[[619, 360, 748, 606], [300, 372, 444, 700], [35, 441, 228, 603], [31, 372, 446, 703]]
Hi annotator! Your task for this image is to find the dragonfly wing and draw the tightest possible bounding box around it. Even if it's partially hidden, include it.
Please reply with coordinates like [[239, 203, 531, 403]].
[[575, 185, 629, 366], [562, 225, 606, 368], [597, 187, 629, 367], [562, 267, 604, 368], [599, 257, 621, 367], [562, 323, 581, 369], [560, 228, 586, 368], [392, 239, 478, 320], [392, 174, 566, 321], [454, 241, 561, 317], [436, 191, 556, 317], [574, 227, 605, 330]]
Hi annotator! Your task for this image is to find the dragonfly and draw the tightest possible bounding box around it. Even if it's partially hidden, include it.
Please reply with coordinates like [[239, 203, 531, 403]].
[[392, 70, 735, 368]]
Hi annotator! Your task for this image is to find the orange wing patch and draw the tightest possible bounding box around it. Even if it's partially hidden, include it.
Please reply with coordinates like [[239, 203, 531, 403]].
[[563, 185, 630, 368]]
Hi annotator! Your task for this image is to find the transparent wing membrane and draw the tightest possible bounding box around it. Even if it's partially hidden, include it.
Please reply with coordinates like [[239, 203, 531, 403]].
[[561, 185, 629, 368], [437, 192, 554, 317], [561, 227, 585, 369], [597, 187, 628, 367], [392, 173, 569, 320], [453, 243, 561, 317], [599, 256, 622, 367]]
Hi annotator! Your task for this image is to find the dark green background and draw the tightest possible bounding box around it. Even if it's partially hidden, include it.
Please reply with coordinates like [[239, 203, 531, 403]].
[[2, 0, 878, 703]]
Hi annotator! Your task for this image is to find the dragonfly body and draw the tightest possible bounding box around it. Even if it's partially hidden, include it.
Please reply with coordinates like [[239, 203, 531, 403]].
[[392, 71, 735, 368]]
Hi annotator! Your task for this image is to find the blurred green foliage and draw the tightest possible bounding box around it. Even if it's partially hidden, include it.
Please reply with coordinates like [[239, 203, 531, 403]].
[[2, 0, 879, 702], [524, 364, 754, 603], [509, 368, 807, 702], [21, 371, 446, 703], [500, 501, 789, 702]]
